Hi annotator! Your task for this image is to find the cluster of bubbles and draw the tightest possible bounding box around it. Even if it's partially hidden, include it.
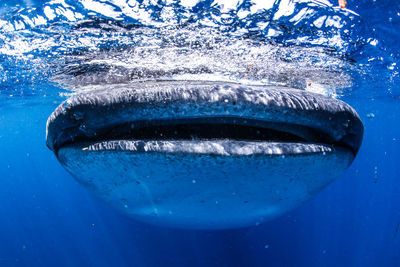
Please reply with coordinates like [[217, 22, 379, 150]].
[[0, 0, 381, 98]]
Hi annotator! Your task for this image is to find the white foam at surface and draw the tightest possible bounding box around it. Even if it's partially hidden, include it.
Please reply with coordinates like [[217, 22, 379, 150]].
[[80, 0, 122, 19], [250, 0, 275, 13], [273, 0, 296, 20], [180, 0, 200, 8], [212, 0, 240, 13]]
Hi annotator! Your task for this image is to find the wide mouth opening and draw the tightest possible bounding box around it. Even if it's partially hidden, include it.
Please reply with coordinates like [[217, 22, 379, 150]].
[[47, 82, 363, 156], [113, 123, 306, 142], [61, 117, 344, 151]]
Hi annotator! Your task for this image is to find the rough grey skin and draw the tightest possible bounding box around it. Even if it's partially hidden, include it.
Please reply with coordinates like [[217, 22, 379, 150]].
[[46, 81, 363, 229]]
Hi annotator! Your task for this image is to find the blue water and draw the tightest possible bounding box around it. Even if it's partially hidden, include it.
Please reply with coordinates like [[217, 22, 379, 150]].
[[1, 0, 400, 266]]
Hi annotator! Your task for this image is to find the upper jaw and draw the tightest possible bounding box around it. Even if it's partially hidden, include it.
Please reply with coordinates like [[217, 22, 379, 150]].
[[46, 80, 363, 155]]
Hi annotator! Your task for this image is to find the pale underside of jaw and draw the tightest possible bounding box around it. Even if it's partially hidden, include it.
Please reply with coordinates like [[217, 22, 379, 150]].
[[57, 139, 354, 229]]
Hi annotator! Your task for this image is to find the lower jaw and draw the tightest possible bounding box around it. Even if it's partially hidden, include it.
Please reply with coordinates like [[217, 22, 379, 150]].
[[57, 139, 353, 229]]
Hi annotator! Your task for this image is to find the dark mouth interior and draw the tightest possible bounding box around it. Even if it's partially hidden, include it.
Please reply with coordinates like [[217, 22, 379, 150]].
[[77, 117, 331, 145], [108, 123, 307, 142]]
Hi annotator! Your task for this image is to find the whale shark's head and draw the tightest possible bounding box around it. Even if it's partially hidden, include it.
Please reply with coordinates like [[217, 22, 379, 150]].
[[43, 18, 364, 229], [46, 79, 363, 229]]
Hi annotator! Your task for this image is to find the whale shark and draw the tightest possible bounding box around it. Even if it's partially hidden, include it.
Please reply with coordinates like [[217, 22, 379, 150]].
[[46, 80, 363, 229]]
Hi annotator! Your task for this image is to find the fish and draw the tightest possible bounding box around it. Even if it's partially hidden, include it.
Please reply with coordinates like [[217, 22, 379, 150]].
[[46, 80, 363, 229]]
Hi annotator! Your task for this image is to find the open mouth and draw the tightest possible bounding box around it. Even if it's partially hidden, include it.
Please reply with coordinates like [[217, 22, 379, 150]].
[[63, 118, 348, 157], [47, 80, 363, 158]]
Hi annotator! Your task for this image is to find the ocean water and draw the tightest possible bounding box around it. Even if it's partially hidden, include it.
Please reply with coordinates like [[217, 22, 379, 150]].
[[0, 0, 399, 266]]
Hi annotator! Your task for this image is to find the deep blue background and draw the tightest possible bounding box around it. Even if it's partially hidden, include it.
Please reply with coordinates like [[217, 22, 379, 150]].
[[0, 87, 399, 267]]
